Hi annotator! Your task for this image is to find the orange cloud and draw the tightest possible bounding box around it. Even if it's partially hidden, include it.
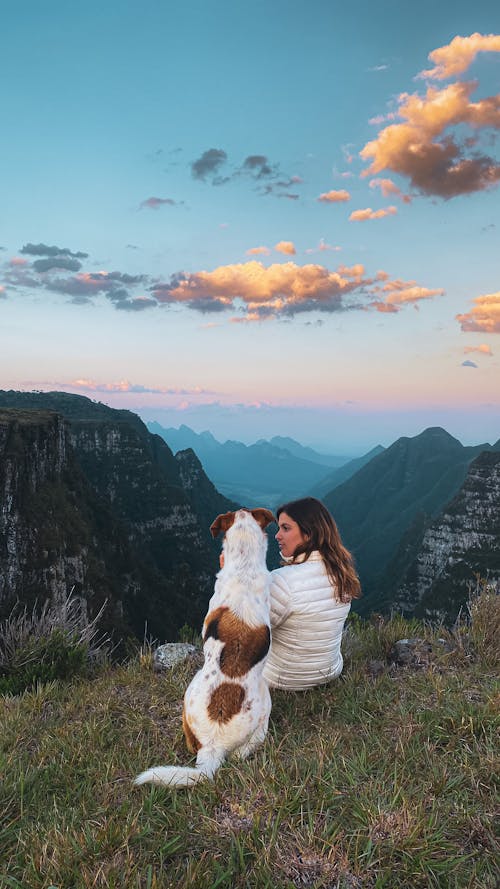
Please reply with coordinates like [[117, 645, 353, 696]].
[[349, 206, 397, 221], [457, 292, 500, 333], [463, 344, 493, 356], [9, 257, 29, 266], [150, 260, 442, 322], [246, 246, 271, 255], [317, 189, 351, 203], [369, 177, 411, 203], [274, 241, 296, 255], [418, 32, 500, 81], [370, 277, 445, 311], [360, 76, 500, 197]]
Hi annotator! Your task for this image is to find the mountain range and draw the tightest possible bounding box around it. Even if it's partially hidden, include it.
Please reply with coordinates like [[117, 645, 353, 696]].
[[1, 391, 499, 630], [147, 422, 367, 506]]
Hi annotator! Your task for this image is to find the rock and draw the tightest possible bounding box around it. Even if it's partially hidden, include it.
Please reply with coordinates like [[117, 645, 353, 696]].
[[153, 642, 198, 672], [389, 637, 453, 669]]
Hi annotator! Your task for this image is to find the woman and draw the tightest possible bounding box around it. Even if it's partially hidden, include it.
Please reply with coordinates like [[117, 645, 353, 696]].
[[263, 497, 361, 690]]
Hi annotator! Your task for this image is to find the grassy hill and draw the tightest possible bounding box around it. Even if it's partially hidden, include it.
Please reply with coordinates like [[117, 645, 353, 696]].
[[1, 591, 498, 888]]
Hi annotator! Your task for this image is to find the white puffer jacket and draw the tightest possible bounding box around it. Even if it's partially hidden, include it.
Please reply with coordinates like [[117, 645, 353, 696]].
[[263, 551, 351, 690]]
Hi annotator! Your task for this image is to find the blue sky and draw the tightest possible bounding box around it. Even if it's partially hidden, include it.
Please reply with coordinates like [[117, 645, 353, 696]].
[[1, 1, 499, 453]]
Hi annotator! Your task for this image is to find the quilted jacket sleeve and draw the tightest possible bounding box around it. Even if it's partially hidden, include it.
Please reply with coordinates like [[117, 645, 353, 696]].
[[269, 570, 292, 629]]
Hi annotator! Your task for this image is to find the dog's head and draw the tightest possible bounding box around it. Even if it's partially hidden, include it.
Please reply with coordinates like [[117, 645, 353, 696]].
[[210, 508, 275, 539]]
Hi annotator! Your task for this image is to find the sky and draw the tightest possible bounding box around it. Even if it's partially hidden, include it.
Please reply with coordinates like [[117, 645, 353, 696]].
[[1, 0, 499, 455]]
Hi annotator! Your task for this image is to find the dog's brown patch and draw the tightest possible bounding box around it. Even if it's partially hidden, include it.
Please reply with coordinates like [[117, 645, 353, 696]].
[[203, 606, 271, 678], [182, 704, 201, 753], [207, 682, 245, 723]]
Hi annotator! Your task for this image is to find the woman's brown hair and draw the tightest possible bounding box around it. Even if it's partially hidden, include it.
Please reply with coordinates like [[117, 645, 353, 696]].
[[277, 497, 361, 602]]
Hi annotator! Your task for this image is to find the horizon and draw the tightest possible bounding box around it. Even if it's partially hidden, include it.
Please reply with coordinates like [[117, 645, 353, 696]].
[[1, 2, 499, 445]]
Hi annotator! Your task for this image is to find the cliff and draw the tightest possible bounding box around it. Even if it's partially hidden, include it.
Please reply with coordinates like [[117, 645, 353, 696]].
[[392, 450, 500, 620], [0, 392, 236, 641]]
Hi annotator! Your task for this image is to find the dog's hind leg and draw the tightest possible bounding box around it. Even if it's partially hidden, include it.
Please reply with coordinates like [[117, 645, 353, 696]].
[[234, 723, 269, 760]]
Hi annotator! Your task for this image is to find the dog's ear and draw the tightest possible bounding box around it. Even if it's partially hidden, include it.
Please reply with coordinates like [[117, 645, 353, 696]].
[[250, 508, 276, 530], [210, 511, 236, 538]]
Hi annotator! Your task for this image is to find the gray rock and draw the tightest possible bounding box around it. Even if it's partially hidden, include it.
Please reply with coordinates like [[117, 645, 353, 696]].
[[153, 642, 197, 672]]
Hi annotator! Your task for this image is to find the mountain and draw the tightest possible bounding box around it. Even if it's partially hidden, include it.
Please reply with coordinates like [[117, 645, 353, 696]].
[[309, 445, 385, 498], [266, 436, 350, 468], [323, 427, 495, 612], [0, 392, 237, 642], [147, 422, 341, 506], [391, 450, 500, 620]]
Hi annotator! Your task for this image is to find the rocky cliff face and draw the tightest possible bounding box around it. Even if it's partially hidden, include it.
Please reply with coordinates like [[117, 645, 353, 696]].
[[393, 451, 500, 621], [0, 392, 235, 641]]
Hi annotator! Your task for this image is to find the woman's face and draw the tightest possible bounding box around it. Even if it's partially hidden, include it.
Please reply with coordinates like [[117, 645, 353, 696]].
[[275, 511, 308, 558]]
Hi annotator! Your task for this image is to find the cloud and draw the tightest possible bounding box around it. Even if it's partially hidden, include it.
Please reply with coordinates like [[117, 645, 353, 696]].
[[457, 292, 500, 333], [150, 261, 370, 320], [418, 33, 500, 81], [191, 148, 228, 180], [139, 196, 178, 209], [33, 257, 83, 272], [68, 379, 208, 394], [305, 239, 342, 254], [317, 189, 351, 203], [369, 277, 445, 311], [9, 257, 29, 266], [360, 75, 500, 198], [274, 241, 296, 255], [246, 246, 271, 256], [462, 360, 478, 368], [368, 64, 389, 72], [349, 206, 397, 221], [369, 177, 411, 203], [47, 270, 153, 311], [242, 155, 275, 178], [464, 344, 493, 356], [20, 242, 88, 259]]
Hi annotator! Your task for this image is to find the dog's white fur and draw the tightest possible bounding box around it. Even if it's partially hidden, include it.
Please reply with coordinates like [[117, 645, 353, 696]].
[[134, 508, 273, 788]]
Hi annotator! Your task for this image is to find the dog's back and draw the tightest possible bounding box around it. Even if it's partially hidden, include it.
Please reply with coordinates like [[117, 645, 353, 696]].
[[134, 508, 275, 789]]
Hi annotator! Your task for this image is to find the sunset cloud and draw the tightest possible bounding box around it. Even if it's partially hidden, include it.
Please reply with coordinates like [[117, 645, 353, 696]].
[[370, 277, 445, 311], [147, 260, 442, 322], [349, 206, 397, 221], [62, 379, 208, 395], [274, 241, 296, 255], [462, 360, 478, 368], [151, 261, 369, 320], [246, 246, 271, 256], [418, 32, 500, 81], [317, 189, 351, 203], [360, 73, 500, 197], [456, 292, 500, 333], [463, 343, 493, 356], [369, 177, 411, 203]]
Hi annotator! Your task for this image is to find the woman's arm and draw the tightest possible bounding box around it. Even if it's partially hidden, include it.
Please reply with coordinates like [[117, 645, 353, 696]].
[[269, 571, 292, 629]]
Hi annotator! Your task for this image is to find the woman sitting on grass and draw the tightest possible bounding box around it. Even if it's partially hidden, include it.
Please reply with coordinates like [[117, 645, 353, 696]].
[[263, 497, 361, 691]]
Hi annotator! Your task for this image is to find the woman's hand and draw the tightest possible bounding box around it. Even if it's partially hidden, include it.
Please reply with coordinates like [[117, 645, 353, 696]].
[[219, 553, 225, 569]]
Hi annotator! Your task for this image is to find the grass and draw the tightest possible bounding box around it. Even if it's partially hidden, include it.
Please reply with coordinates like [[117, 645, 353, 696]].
[[0, 596, 498, 888]]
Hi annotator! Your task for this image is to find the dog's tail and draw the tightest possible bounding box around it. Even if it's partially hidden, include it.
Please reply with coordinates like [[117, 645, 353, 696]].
[[133, 748, 225, 788]]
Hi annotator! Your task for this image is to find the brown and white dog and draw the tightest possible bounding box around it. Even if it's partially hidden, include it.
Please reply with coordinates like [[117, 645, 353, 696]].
[[134, 507, 275, 788]]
